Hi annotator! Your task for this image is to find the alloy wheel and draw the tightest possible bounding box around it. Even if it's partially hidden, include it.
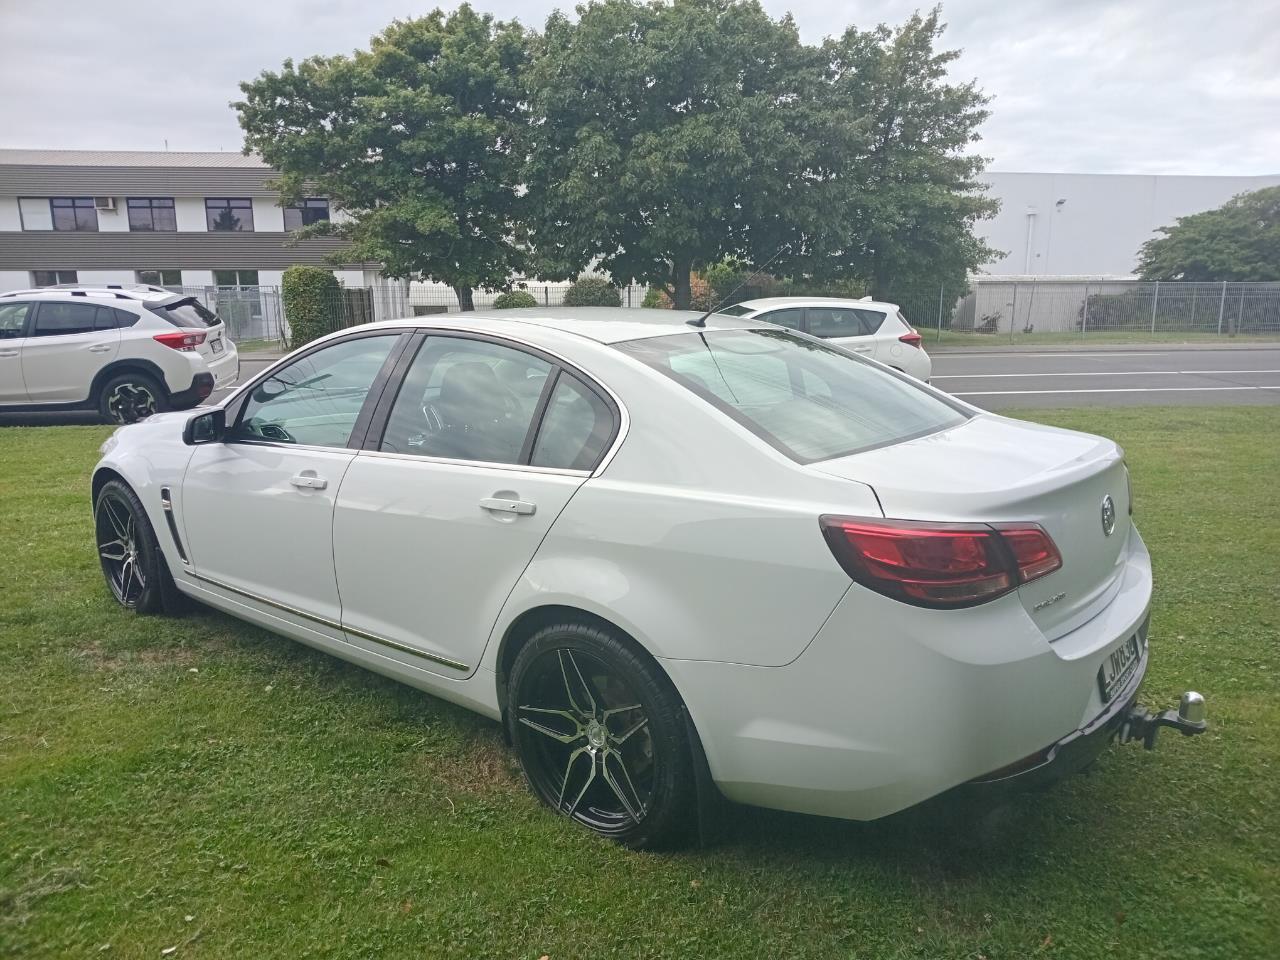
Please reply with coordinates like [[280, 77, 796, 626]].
[[106, 382, 157, 424], [96, 491, 147, 606]]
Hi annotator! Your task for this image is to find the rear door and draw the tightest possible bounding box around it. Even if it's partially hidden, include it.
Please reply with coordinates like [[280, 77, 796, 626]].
[[0, 301, 32, 402], [332, 333, 619, 676], [22, 301, 122, 402], [806, 306, 884, 357], [146, 296, 228, 365]]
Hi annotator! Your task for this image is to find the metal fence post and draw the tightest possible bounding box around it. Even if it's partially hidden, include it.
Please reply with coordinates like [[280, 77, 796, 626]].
[[1150, 280, 1159, 334], [1238, 284, 1246, 336], [936, 285, 944, 343], [1217, 281, 1227, 335], [1009, 282, 1018, 343], [1081, 283, 1089, 337]]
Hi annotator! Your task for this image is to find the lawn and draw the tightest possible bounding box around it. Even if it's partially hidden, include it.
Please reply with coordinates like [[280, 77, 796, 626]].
[[1, 408, 1276, 959]]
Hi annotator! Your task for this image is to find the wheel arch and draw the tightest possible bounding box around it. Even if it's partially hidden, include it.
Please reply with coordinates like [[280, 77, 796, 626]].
[[91, 465, 129, 503], [89, 358, 171, 404]]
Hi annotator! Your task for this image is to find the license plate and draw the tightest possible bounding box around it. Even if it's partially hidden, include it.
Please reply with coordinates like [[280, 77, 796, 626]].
[[210, 337, 224, 354], [1098, 634, 1141, 703]]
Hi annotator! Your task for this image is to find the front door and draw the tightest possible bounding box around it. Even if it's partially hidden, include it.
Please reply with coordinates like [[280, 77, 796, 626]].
[[179, 332, 404, 632], [21, 301, 121, 402], [0, 301, 31, 402], [333, 334, 619, 676]]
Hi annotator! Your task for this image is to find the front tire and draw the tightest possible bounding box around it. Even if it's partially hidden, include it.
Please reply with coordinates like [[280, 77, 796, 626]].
[[507, 621, 696, 849], [99, 372, 168, 424], [94, 480, 176, 615]]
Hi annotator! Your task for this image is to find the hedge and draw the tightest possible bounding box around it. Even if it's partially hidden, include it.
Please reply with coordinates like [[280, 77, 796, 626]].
[[562, 277, 621, 307], [493, 290, 539, 309], [281, 265, 340, 347]]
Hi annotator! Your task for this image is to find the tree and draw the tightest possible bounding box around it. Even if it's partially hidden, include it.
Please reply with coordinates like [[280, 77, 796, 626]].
[[235, 6, 530, 310], [803, 8, 999, 301], [1137, 186, 1280, 281], [524, 0, 819, 309]]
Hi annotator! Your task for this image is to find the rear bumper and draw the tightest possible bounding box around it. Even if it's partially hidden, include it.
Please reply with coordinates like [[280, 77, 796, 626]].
[[169, 373, 215, 409], [205, 343, 240, 388]]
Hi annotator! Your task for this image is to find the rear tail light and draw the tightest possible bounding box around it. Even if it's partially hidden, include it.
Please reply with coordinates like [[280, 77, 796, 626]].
[[819, 516, 1061, 609], [899, 330, 924, 348], [153, 331, 207, 352]]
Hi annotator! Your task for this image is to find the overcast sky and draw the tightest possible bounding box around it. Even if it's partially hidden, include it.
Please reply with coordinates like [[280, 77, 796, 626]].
[[1, 0, 1276, 174]]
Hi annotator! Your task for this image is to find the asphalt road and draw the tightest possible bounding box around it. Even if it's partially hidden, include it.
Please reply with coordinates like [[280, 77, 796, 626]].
[[928, 346, 1280, 409]]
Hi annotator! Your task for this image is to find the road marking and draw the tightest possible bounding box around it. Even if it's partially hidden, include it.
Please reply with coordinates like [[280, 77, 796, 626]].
[[934, 350, 1280, 360], [933, 369, 1280, 379], [953, 386, 1280, 396]]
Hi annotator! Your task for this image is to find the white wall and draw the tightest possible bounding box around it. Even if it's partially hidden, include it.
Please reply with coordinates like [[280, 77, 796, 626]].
[[0, 270, 29, 291], [184, 270, 215, 287], [95, 199, 130, 232], [172, 197, 205, 231], [251, 197, 285, 232], [0, 197, 21, 231], [17, 197, 51, 230], [978, 171, 1280, 277]]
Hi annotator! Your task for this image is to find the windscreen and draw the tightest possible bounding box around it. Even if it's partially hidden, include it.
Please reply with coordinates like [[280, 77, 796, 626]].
[[147, 298, 220, 329], [617, 328, 967, 462]]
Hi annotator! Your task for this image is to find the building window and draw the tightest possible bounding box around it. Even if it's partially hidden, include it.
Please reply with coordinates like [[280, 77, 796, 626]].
[[284, 198, 330, 230], [50, 197, 98, 232], [213, 270, 259, 287], [31, 270, 78, 287], [127, 198, 177, 231], [205, 198, 254, 232], [136, 270, 182, 287]]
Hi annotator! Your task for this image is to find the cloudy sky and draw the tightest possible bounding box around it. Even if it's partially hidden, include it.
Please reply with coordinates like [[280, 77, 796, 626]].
[[0, 0, 1276, 174]]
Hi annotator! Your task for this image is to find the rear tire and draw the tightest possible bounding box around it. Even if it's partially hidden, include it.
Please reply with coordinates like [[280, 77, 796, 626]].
[[99, 372, 168, 425], [507, 621, 696, 849], [94, 479, 180, 615]]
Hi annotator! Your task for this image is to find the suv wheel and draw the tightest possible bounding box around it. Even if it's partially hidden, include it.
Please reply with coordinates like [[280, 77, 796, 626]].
[[99, 372, 167, 424]]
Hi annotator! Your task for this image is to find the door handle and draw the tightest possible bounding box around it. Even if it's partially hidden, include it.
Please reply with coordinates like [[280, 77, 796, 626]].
[[479, 497, 536, 516], [0, 349, 17, 358], [88, 344, 113, 354], [290, 473, 328, 490], [852, 346, 873, 353]]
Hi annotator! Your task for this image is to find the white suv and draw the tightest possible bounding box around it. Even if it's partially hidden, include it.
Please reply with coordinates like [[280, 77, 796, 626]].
[[0, 284, 239, 423], [717, 296, 932, 381]]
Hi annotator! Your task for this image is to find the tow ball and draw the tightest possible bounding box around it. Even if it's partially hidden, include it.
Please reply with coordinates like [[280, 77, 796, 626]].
[[1120, 691, 1208, 750]]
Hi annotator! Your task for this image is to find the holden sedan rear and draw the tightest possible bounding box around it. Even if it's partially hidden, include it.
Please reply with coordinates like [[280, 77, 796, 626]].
[[91, 310, 1205, 848]]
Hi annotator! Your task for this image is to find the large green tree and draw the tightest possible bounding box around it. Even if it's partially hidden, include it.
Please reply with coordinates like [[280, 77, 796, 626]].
[[235, 6, 529, 310], [1137, 186, 1280, 281], [524, 0, 821, 309]]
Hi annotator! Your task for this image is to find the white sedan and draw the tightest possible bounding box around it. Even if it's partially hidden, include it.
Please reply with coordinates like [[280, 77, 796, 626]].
[[91, 308, 1205, 847], [717, 296, 933, 381]]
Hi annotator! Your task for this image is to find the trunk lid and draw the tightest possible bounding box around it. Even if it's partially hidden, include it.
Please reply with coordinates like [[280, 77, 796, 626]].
[[812, 414, 1132, 639]]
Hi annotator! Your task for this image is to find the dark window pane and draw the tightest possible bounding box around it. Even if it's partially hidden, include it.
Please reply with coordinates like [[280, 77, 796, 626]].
[[32, 270, 76, 287], [531, 372, 614, 470], [212, 270, 238, 286], [205, 199, 254, 231], [808, 308, 882, 338], [127, 198, 176, 232], [756, 308, 805, 330], [51, 197, 98, 232], [0, 302, 30, 339], [146, 298, 220, 329], [285, 198, 330, 230], [136, 270, 182, 287], [34, 302, 100, 337]]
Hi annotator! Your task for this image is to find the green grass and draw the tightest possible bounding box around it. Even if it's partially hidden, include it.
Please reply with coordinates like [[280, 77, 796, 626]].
[[1, 410, 1277, 959], [927, 329, 1280, 347], [232, 338, 283, 355]]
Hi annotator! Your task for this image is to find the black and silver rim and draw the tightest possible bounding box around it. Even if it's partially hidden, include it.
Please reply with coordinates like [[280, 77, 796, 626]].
[[96, 491, 146, 606], [106, 382, 157, 424], [514, 648, 655, 832]]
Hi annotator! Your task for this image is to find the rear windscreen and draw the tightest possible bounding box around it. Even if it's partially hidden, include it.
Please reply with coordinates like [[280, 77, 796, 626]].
[[147, 298, 220, 329], [616, 328, 967, 462]]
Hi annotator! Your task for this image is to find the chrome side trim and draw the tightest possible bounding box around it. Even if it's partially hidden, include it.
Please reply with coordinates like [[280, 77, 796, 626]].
[[158, 487, 190, 566], [185, 571, 469, 672], [355, 448, 590, 477]]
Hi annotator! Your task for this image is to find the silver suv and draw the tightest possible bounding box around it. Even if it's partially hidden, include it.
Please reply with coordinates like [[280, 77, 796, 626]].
[[0, 284, 239, 423]]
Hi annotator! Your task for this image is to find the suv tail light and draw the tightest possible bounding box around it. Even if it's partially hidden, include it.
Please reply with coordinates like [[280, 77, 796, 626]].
[[819, 516, 1062, 609], [153, 330, 207, 352], [899, 330, 924, 348]]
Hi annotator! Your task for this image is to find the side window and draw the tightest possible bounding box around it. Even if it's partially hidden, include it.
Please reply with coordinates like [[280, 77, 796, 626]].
[[531, 373, 615, 471], [32, 302, 100, 337], [0, 302, 31, 339], [807, 308, 882, 338], [755, 308, 805, 331], [95, 306, 137, 330], [380, 336, 551, 464], [234, 335, 397, 448]]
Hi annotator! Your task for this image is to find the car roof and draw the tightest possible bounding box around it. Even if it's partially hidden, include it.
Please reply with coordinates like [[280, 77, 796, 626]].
[[356, 307, 768, 345], [730, 296, 902, 313], [0, 283, 178, 305]]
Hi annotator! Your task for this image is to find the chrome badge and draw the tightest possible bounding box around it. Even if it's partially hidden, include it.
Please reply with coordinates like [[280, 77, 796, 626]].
[[1101, 495, 1117, 537]]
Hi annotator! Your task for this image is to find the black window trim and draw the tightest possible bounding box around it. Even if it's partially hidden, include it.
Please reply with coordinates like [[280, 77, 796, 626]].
[[360, 328, 621, 475], [126, 197, 177, 232], [283, 197, 332, 230], [48, 196, 99, 232], [204, 197, 255, 232]]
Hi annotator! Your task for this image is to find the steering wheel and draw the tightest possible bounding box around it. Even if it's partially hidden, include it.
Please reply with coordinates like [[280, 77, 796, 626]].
[[420, 382, 522, 437]]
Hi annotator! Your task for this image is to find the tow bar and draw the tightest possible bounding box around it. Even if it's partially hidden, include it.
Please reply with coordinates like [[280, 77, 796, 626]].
[[1120, 691, 1208, 750]]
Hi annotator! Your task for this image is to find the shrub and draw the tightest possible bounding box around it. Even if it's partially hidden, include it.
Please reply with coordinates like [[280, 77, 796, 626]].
[[562, 276, 621, 307], [493, 290, 539, 309], [281, 265, 340, 347], [648, 275, 714, 311], [641, 287, 667, 309]]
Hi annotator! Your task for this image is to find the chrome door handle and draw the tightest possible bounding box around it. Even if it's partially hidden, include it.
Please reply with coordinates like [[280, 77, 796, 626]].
[[88, 344, 113, 353], [479, 497, 536, 516], [289, 473, 328, 490], [0, 349, 17, 358]]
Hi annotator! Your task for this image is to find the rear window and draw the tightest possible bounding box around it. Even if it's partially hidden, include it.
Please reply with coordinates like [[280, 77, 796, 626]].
[[616, 329, 967, 462], [715, 304, 755, 317], [147, 297, 220, 329]]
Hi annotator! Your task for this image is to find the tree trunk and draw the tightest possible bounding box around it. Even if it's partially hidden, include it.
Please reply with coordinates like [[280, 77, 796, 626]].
[[672, 258, 693, 310], [454, 285, 475, 312]]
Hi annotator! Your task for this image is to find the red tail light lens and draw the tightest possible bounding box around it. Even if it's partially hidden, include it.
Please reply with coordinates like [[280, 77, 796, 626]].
[[899, 330, 924, 348], [819, 516, 1061, 609], [153, 330, 207, 352]]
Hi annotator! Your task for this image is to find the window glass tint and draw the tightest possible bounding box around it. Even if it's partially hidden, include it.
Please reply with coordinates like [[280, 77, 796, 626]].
[[0, 302, 30, 339], [715, 304, 754, 317], [33, 302, 100, 337], [807, 307, 882, 338], [205, 198, 254, 231], [147, 298, 219, 329], [235, 335, 396, 448], [126, 198, 176, 231], [617, 329, 967, 463], [756, 308, 805, 330], [213, 269, 258, 287], [136, 269, 182, 287], [95, 306, 137, 330], [50, 197, 98, 232], [32, 270, 77, 287], [381, 336, 551, 464], [284, 198, 330, 230], [531, 373, 614, 470]]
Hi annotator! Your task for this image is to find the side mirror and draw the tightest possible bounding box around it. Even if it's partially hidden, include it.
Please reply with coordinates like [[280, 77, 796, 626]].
[[183, 408, 225, 445]]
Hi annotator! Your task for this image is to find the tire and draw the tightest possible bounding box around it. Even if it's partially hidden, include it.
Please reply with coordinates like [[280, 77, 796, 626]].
[[99, 372, 168, 425], [94, 479, 181, 615], [507, 621, 696, 849]]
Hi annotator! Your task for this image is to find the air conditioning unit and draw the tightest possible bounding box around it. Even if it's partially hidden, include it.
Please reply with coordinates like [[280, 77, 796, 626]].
[[94, 197, 117, 212]]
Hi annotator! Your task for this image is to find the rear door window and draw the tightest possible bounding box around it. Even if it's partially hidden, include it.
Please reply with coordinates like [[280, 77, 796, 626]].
[[32, 302, 100, 337], [754, 308, 805, 331], [530, 372, 616, 471], [807, 307, 884, 338]]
